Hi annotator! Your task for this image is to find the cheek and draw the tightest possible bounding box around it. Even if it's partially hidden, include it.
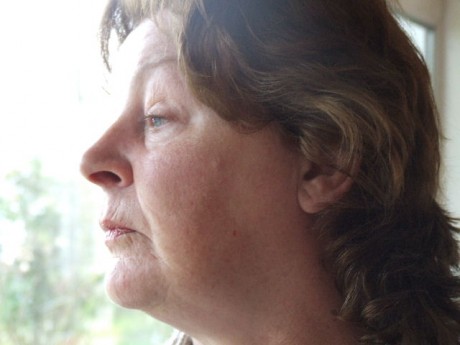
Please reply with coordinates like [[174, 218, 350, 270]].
[[133, 128, 300, 288], [141, 156, 239, 297], [138, 144, 232, 252]]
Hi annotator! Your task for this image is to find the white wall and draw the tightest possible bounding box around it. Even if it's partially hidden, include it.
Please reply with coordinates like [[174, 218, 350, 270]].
[[441, 0, 460, 217], [398, 0, 443, 26]]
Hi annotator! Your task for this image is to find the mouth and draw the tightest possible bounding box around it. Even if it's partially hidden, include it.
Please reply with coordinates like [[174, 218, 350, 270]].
[[99, 217, 155, 258], [105, 227, 136, 241], [100, 219, 137, 246]]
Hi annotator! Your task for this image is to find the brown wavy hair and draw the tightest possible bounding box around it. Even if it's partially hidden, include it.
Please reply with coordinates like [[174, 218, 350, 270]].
[[100, 0, 460, 343]]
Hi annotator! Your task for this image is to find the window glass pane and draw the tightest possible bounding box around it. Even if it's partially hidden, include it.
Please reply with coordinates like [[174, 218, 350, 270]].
[[0, 1, 173, 344]]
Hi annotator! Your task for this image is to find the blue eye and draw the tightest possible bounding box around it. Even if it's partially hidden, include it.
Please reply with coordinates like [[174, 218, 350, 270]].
[[145, 114, 168, 128]]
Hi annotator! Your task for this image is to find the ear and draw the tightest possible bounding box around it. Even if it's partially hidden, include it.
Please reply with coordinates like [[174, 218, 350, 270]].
[[298, 159, 355, 214]]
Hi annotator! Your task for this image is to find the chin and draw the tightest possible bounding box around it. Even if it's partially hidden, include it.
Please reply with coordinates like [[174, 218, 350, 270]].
[[105, 255, 166, 311]]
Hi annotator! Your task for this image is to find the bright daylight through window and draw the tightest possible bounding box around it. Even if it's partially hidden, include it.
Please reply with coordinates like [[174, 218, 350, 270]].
[[0, 1, 173, 344]]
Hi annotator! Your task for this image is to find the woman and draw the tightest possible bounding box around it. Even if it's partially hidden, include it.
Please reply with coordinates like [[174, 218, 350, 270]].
[[80, 0, 460, 344]]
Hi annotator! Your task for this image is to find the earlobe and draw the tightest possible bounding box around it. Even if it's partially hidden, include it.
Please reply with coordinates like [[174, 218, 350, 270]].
[[298, 160, 355, 214]]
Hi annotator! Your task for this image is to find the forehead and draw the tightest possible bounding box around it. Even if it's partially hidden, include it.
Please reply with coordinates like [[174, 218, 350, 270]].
[[111, 16, 178, 85], [107, 17, 183, 112]]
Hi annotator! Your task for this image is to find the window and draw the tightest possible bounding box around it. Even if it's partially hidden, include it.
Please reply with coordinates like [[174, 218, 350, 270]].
[[397, 0, 460, 216], [398, 16, 436, 76], [0, 1, 173, 344]]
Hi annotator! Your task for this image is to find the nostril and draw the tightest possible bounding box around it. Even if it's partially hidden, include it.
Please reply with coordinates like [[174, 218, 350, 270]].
[[89, 171, 122, 186]]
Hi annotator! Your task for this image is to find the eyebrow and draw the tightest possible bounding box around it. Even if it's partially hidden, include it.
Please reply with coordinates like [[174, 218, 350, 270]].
[[137, 55, 178, 75], [130, 56, 176, 88]]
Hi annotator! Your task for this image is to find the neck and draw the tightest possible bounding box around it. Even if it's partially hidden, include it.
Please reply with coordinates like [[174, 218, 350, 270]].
[[190, 280, 359, 345], [187, 239, 359, 345]]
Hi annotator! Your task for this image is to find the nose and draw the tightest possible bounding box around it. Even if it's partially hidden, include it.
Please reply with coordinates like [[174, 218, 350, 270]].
[[80, 121, 134, 190]]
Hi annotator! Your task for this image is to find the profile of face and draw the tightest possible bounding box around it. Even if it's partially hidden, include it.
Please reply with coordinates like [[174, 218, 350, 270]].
[[80, 14, 325, 331]]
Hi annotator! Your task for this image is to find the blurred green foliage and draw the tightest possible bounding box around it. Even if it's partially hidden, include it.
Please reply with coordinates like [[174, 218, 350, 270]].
[[0, 161, 173, 344]]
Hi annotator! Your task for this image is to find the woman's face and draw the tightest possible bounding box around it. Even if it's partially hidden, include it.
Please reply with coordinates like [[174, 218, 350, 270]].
[[80, 17, 307, 326]]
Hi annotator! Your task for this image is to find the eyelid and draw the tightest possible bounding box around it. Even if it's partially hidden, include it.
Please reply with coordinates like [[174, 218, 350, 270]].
[[145, 101, 166, 117]]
